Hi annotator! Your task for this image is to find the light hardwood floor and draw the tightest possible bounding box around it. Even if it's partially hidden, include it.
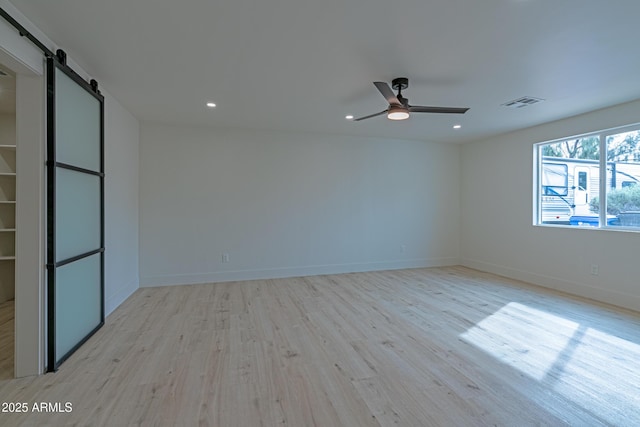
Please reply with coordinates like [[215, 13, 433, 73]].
[[0, 266, 639, 426], [0, 299, 14, 381]]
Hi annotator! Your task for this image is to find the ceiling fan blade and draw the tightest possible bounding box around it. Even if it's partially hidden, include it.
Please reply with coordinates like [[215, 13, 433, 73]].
[[373, 82, 401, 105], [409, 106, 469, 114], [353, 110, 388, 121]]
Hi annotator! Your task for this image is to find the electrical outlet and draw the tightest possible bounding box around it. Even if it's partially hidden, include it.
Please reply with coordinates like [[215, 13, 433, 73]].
[[400, 245, 406, 253], [222, 253, 230, 263], [590, 264, 599, 276]]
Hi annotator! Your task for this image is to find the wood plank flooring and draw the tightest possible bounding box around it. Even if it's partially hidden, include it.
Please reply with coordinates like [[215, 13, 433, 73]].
[[0, 266, 639, 426], [0, 299, 14, 380]]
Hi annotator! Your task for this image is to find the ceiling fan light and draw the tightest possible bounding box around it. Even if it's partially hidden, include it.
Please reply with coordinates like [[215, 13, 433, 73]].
[[387, 106, 409, 120]]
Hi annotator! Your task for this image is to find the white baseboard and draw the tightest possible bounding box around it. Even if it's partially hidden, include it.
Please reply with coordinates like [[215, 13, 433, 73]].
[[140, 257, 459, 287], [460, 258, 640, 313], [105, 278, 139, 316]]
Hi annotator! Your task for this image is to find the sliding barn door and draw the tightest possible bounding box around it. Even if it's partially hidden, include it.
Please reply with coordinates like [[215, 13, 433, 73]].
[[46, 57, 104, 371]]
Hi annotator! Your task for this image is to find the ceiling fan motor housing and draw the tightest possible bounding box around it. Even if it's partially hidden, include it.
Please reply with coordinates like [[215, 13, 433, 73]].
[[391, 77, 409, 91]]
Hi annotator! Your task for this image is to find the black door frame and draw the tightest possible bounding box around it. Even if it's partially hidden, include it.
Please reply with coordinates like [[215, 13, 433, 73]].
[[46, 55, 105, 372]]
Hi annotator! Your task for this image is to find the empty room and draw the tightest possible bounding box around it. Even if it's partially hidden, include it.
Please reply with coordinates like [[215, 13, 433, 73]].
[[1, 0, 639, 426]]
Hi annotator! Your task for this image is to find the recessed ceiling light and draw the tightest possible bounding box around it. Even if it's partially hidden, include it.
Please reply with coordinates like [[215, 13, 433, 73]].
[[206, 102, 216, 108], [345, 115, 354, 120], [453, 125, 462, 129]]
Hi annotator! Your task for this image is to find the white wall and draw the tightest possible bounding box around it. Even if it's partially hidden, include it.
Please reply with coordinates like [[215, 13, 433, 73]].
[[460, 99, 640, 312], [140, 124, 460, 286], [104, 93, 140, 315], [14, 73, 44, 376]]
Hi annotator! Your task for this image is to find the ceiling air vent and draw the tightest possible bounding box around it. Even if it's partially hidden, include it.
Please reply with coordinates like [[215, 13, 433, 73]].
[[0, 69, 9, 77], [501, 96, 544, 108]]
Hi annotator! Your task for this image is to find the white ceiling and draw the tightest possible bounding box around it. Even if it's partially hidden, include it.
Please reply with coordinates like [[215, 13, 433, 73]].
[[7, 0, 640, 143]]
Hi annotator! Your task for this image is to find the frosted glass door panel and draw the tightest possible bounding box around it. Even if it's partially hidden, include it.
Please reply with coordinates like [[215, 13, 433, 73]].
[[47, 58, 104, 371], [55, 168, 100, 262], [55, 253, 101, 361], [55, 68, 101, 172]]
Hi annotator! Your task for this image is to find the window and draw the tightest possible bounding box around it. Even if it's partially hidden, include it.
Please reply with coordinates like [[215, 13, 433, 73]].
[[536, 137, 600, 226], [605, 129, 640, 228], [577, 171, 587, 192], [535, 125, 640, 230], [541, 163, 568, 196]]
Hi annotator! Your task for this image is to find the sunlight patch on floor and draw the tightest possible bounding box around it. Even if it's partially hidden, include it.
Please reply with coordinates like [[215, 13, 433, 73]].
[[549, 327, 640, 424], [460, 302, 640, 425], [460, 302, 579, 381]]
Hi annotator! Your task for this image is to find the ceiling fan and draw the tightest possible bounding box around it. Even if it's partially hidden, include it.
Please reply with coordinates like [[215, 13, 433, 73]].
[[353, 77, 469, 121]]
